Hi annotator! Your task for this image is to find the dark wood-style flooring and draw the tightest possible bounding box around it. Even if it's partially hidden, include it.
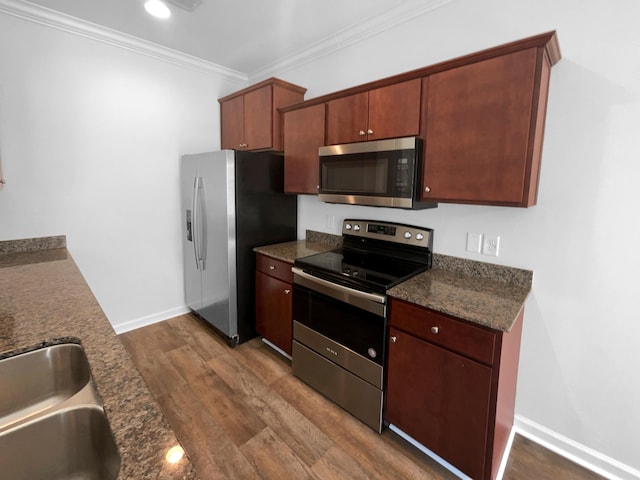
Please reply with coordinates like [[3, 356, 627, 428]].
[[119, 314, 604, 480]]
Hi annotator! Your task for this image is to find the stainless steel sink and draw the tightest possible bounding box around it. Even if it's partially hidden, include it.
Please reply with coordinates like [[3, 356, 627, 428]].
[[0, 343, 121, 479], [0, 406, 121, 480], [0, 343, 91, 430]]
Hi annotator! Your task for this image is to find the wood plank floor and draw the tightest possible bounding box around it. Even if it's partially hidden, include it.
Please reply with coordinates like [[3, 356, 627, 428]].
[[119, 314, 604, 480]]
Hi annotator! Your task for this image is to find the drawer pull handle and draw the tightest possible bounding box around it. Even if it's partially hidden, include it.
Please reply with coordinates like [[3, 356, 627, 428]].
[[390, 336, 397, 343], [284, 289, 291, 294], [431, 326, 439, 334], [269, 265, 276, 270]]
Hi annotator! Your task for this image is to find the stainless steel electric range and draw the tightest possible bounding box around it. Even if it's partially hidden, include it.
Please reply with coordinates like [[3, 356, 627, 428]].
[[291, 219, 434, 432]]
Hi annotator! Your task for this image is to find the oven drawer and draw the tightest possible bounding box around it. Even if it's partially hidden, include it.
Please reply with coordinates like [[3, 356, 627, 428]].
[[293, 321, 383, 388], [256, 254, 293, 284], [292, 340, 383, 433], [389, 299, 496, 366]]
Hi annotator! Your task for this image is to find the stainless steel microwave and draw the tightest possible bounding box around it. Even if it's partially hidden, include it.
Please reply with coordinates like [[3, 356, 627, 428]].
[[318, 137, 437, 210]]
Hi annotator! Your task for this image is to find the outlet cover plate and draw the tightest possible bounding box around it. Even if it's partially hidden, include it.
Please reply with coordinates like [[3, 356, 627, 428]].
[[466, 233, 482, 253], [482, 235, 500, 256]]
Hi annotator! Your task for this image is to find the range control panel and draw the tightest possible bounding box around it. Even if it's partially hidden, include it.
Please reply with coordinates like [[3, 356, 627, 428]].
[[342, 219, 433, 248]]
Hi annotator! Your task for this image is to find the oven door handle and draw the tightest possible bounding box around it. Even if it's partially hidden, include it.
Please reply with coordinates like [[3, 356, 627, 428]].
[[292, 267, 386, 317]]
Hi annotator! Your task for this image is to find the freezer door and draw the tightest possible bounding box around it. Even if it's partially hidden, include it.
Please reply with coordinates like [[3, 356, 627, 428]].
[[196, 150, 238, 339], [180, 155, 202, 312]]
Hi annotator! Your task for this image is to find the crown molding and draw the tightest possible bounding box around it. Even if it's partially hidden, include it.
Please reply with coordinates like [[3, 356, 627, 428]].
[[0, 0, 455, 85], [249, 0, 455, 81], [0, 0, 248, 85]]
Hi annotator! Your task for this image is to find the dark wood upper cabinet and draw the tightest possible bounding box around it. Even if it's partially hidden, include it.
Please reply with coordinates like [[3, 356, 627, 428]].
[[367, 79, 421, 141], [283, 103, 326, 194], [219, 78, 306, 152], [421, 46, 552, 206], [326, 79, 421, 145], [280, 31, 560, 207]]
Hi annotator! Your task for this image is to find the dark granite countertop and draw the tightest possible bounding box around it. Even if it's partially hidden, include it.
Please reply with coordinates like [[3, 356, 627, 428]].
[[253, 230, 342, 263], [255, 233, 532, 333], [254, 239, 336, 263], [0, 238, 196, 479]]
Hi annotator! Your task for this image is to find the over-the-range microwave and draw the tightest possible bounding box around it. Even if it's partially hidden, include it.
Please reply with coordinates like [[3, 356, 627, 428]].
[[318, 137, 437, 210]]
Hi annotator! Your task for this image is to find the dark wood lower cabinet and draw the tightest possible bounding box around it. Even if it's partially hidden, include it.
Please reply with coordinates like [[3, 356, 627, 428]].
[[255, 254, 294, 355], [386, 298, 524, 480], [386, 326, 492, 479]]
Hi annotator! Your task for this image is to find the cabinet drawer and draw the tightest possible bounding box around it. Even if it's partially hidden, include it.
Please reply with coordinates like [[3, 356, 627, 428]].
[[389, 299, 496, 365], [256, 254, 293, 284]]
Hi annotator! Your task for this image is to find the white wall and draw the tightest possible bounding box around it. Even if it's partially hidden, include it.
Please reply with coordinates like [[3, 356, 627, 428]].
[[272, 0, 640, 477], [0, 12, 245, 330]]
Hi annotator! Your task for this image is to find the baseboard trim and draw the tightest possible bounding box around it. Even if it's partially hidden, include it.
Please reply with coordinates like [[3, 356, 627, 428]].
[[514, 415, 640, 480], [388, 424, 472, 479], [261, 338, 292, 360], [495, 427, 516, 480], [113, 306, 190, 334]]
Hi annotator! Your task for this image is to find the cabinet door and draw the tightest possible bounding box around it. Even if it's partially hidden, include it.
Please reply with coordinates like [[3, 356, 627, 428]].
[[421, 48, 538, 205], [367, 79, 421, 140], [220, 95, 244, 150], [244, 85, 273, 151], [386, 327, 492, 480], [284, 104, 325, 194], [255, 271, 293, 355], [326, 91, 369, 145]]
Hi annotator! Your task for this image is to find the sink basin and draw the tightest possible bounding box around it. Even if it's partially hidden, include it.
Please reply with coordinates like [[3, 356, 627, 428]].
[[0, 343, 91, 430], [0, 406, 121, 480], [0, 343, 121, 479]]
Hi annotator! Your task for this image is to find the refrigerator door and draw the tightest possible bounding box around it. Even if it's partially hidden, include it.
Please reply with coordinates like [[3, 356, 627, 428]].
[[181, 151, 237, 339], [197, 150, 238, 339], [180, 155, 202, 312]]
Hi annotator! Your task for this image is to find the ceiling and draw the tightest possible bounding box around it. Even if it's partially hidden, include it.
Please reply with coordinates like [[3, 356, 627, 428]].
[[12, 0, 451, 78]]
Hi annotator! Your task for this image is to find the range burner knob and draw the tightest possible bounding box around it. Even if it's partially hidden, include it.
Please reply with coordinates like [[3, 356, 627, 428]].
[[416, 233, 424, 241], [344, 268, 351, 274], [345, 223, 352, 230], [404, 231, 412, 239], [353, 224, 361, 231], [352, 270, 359, 276]]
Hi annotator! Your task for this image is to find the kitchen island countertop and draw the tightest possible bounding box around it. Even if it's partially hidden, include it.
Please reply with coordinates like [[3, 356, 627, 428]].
[[0, 240, 197, 479]]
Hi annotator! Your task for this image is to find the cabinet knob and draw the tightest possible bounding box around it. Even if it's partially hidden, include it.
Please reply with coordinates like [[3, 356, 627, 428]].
[[239, 143, 248, 148], [269, 265, 276, 270], [424, 186, 431, 193], [390, 336, 397, 343], [367, 129, 374, 135], [431, 326, 439, 334], [359, 130, 366, 136], [284, 289, 291, 294]]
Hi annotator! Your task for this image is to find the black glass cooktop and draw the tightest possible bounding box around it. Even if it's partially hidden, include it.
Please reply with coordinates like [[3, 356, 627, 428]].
[[294, 248, 428, 292]]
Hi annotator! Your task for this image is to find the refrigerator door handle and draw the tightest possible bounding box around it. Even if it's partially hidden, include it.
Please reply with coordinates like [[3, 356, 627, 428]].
[[192, 176, 202, 270]]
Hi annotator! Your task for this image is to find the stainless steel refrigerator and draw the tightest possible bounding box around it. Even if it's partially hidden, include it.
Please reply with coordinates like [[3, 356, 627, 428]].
[[180, 150, 297, 346]]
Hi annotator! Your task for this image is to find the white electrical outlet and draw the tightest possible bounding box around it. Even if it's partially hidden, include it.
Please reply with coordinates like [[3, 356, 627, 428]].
[[326, 215, 335, 231], [466, 233, 483, 253], [482, 235, 500, 256]]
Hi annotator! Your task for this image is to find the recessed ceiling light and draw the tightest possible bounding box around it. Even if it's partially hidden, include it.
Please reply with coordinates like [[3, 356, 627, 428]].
[[145, 0, 171, 19]]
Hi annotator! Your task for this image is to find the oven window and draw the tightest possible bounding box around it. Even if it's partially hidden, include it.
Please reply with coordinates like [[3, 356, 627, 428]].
[[322, 157, 389, 193], [292, 284, 386, 366]]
